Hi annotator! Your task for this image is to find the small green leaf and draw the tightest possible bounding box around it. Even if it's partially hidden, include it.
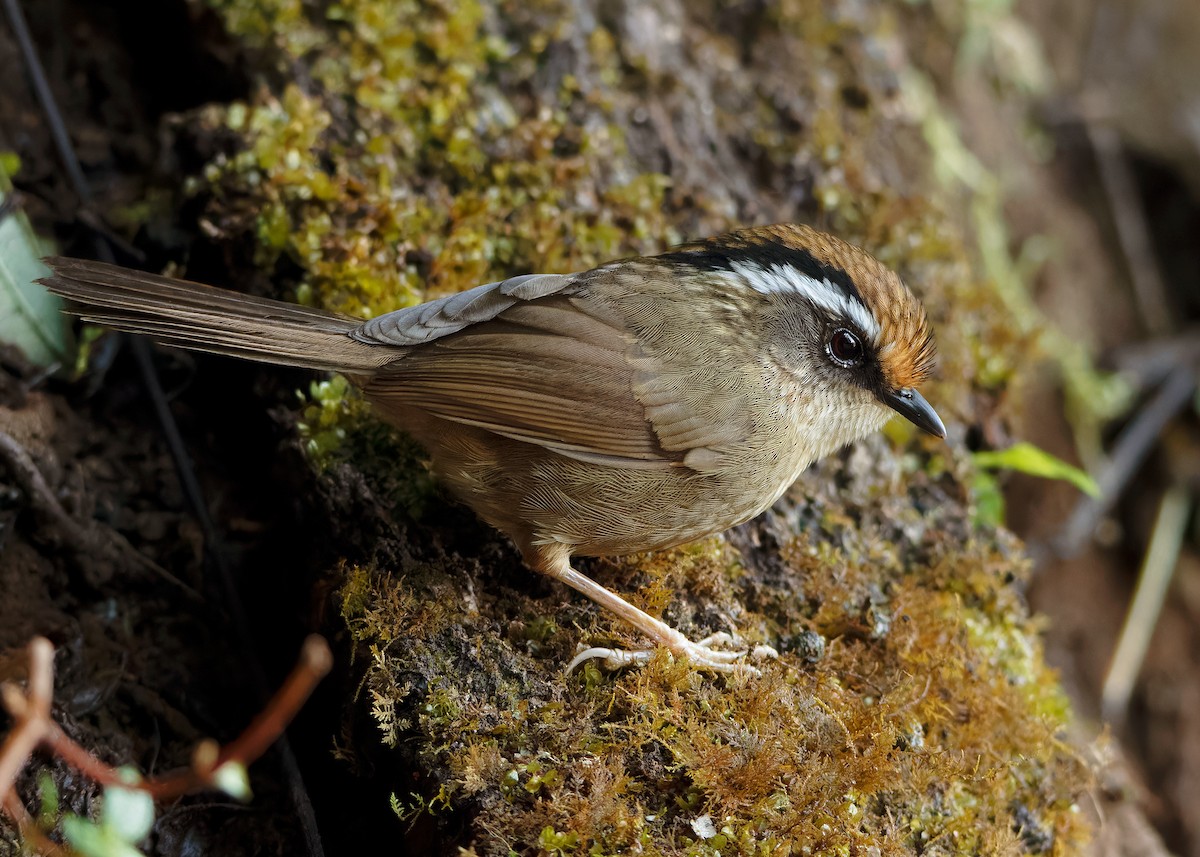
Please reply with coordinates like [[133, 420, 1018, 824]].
[[0, 151, 20, 177], [36, 772, 59, 827], [101, 784, 155, 843], [971, 470, 1006, 528], [972, 441, 1100, 497], [0, 157, 71, 366], [538, 826, 580, 854], [62, 772, 154, 857], [212, 760, 252, 801], [62, 816, 147, 857]]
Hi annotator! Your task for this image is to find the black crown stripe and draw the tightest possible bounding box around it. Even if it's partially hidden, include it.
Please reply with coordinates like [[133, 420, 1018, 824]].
[[658, 238, 866, 310]]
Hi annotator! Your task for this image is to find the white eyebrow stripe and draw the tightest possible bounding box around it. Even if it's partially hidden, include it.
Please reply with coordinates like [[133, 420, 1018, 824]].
[[726, 260, 881, 341]]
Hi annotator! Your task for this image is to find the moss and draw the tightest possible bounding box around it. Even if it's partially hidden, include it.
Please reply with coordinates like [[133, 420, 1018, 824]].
[[170, 0, 1096, 853], [187, 0, 681, 500], [332, 435, 1090, 853], [341, 533, 1087, 855], [296, 375, 436, 518], [195, 0, 673, 321]]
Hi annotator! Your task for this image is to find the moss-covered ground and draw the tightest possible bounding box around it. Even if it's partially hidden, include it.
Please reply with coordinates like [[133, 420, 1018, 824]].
[[152, 0, 1094, 852]]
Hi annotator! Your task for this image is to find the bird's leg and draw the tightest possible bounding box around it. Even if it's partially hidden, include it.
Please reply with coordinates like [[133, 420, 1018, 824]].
[[526, 545, 773, 675]]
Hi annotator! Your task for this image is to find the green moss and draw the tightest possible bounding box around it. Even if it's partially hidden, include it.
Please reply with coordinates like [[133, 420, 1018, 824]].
[[184, 0, 681, 524], [177, 0, 1094, 852], [195, 0, 673, 324], [296, 374, 436, 518], [338, 526, 1087, 855]]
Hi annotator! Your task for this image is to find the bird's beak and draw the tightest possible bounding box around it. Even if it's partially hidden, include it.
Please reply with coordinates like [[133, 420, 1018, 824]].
[[883, 387, 946, 439]]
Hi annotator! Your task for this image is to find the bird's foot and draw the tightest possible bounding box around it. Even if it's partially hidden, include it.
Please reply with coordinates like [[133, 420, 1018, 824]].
[[567, 632, 778, 675], [530, 548, 777, 677]]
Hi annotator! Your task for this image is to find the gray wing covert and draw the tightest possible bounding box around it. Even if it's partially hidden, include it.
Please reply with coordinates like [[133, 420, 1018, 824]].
[[353, 274, 577, 346]]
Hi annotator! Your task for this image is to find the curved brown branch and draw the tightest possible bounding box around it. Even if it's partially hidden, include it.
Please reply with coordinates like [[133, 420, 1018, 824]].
[[0, 638, 53, 798], [0, 635, 333, 850]]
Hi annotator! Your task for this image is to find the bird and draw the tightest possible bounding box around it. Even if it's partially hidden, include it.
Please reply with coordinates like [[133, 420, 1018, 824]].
[[40, 223, 944, 674]]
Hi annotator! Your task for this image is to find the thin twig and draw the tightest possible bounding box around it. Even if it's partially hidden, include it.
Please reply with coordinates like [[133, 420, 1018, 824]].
[[1, 2, 327, 851], [147, 636, 332, 799], [0, 635, 333, 848], [1107, 330, 1200, 390], [1079, 0, 1172, 335], [0, 0, 88, 197], [1086, 121, 1173, 336], [0, 429, 198, 596], [0, 639, 53, 797], [1056, 365, 1197, 557], [1102, 486, 1192, 726], [1, 0, 224, 581], [6, 0, 227, 579]]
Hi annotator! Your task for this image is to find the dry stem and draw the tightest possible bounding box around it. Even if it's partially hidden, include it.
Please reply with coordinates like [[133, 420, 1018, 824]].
[[0, 635, 332, 848]]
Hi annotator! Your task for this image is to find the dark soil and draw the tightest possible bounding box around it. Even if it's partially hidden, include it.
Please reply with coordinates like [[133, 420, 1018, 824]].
[[0, 1, 392, 852]]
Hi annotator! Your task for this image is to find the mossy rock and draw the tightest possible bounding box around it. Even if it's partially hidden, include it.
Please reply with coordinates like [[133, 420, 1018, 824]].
[[160, 0, 1091, 853]]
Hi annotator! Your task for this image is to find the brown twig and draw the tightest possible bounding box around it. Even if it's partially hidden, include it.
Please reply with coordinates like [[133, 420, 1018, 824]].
[[0, 639, 53, 798], [3, 790, 63, 856], [1085, 120, 1173, 336], [1102, 485, 1192, 727], [1078, 0, 1172, 336], [1, 0, 325, 846], [144, 635, 334, 800], [0, 635, 332, 848], [1107, 329, 1200, 391]]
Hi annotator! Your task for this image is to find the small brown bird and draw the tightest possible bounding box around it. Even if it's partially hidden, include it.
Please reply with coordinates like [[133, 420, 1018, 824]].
[[41, 224, 943, 673]]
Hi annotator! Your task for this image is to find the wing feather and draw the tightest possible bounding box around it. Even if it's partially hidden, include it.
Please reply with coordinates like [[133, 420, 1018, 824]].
[[371, 339, 673, 467], [361, 271, 753, 471], [355, 274, 576, 346]]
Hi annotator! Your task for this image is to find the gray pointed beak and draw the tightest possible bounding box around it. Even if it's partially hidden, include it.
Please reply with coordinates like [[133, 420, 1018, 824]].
[[883, 387, 946, 439]]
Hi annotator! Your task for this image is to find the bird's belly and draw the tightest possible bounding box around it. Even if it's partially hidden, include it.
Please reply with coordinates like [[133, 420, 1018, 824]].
[[400, 415, 805, 558], [518, 458, 788, 556]]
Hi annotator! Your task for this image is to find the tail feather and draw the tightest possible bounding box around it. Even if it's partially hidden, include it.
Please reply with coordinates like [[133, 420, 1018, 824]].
[[39, 258, 395, 373]]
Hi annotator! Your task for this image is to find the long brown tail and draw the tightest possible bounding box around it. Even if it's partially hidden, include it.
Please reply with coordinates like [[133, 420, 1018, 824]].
[[39, 258, 394, 373]]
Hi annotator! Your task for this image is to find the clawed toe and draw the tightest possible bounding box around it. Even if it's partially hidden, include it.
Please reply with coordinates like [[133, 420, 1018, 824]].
[[566, 631, 776, 676], [538, 555, 779, 679], [566, 646, 652, 673]]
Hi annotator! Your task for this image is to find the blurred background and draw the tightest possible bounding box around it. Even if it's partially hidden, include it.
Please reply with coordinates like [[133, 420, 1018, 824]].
[[1002, 2, 1200, 854]]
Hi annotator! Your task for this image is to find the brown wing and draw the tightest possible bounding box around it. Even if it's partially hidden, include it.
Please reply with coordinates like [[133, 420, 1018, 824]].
[[366, 296, 677, 468], [358, 271, 753, 471]]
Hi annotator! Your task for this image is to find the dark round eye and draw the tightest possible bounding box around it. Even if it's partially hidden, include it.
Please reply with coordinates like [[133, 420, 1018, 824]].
[[827, 328, 864, 367]]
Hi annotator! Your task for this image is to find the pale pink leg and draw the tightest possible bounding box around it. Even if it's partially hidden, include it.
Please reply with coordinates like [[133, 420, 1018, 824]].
[[527, 544, 775, 675]]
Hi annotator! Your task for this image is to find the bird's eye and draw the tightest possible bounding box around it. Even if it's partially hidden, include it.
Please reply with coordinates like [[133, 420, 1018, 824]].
[[827, 328, 864, 367]]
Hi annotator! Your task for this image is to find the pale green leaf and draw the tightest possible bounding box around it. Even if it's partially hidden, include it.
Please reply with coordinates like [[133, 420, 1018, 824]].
[[100, 784, 155, 843], [0, 155, 71, 367], [62, 816, 147, 857], [972, 441, 1100, 497], [212, 761, 253, 801], [971, 470, 1006, 528]]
